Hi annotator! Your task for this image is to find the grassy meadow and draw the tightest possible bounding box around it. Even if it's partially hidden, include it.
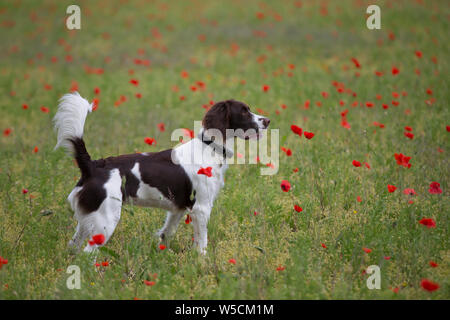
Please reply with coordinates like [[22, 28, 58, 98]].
[[0, 0, 449, 299]]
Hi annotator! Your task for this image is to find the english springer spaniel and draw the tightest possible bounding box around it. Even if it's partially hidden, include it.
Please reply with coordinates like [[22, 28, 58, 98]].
[[54, 92, 270, 254]]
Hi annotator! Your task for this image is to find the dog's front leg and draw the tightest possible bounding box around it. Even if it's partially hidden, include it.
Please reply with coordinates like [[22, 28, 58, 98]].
[[191, 204, 211, 255]]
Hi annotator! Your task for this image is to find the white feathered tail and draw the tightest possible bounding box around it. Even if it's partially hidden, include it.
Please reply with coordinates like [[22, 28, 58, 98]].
[[53, 92, 93, 154]]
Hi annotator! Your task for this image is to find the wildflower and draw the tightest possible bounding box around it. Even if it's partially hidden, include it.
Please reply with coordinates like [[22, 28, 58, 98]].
[[352, 160, 361, 167], [429, 261, 438, 268], [304, 131, 314, 139], [392, 66, 399, 75], [197, 167, 212, 177], [294, 205, 302, 213], [403, 188, 417, 196], [428, 182, 442, 194], [229, 259, 236, 265], [290, 125, 303, 136], [394, 153, 411, 168], [419, 218, 436, 228], [387, 185, 397, 193], [144, 137, 156, 145], [280, 180, 291, 192], [3, 128, 12, 137], [89, 234, 105, 246], [421, 279, 439, 292]]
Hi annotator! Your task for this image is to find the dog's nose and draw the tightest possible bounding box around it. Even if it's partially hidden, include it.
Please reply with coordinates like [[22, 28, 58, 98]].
[[262, 118, 270, 127]]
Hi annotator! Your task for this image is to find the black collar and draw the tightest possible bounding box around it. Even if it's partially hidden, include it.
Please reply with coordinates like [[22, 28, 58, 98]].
[[199, 131, 233, 159]]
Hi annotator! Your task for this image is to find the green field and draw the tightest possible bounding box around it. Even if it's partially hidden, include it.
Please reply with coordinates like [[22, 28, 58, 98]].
[[0, 0, 448, 299]]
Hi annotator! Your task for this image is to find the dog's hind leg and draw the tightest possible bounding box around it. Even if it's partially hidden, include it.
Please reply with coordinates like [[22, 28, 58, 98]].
[[81, 169, 123, 254], [68, 221, 90, 252], [158, 210, 185, 245]]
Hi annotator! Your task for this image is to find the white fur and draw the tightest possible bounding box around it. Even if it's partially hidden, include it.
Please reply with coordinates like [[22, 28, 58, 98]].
[[53, 92, 93, 154], [171, 137, 229, 253], [68, 169, 122, 253]]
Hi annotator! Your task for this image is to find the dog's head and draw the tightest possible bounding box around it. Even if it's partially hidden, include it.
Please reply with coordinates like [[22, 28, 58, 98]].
[[202, 100, 270, 140]]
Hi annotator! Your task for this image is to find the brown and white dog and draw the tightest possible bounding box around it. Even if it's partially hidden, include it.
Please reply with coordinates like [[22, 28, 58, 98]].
[[54, 92, 270, 254]]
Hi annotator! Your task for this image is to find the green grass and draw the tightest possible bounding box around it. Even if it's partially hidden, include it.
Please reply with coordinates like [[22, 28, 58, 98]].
[[0, 0, 449, 299]]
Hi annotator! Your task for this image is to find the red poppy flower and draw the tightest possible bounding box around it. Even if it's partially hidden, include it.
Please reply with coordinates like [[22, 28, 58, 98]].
[[94, 87, 100, 95], [365, 101, 374, 108], [89, 234, 105, 246], [33, 146, 39, 153], [22, 104, 29, 110], [157, 123, 165, 132], [446, 125, 450, 132], [280, 180, 291, 192], [428, 182, 442, 194], [3, 128, 12, 137], [404, 132, 414, 139], [290, 125, 303, 136], [101, 261, 109, 267], [351, 57, 361, 68], [394, 153, 411, 168], [415, 50, 422, 58], [182, 128, 194, 138], [159, 244, 166, 250], [0, 256, 8, 269], [357, 196, 362, 202], [419, 218, 436, 228], [144, 137, 156, 145], [384, 256, 391, 260], [403, 188, 417, 196], [281, 147, 292, 156], [404, 126, 412, 132], [293, 168, 299, 173], [262, 84, 270, 92], [130, 79, 139, 86], [429, 261, 438, 268], [22, 188, 28, 194], [421, 279, 439, 292], [304, 131, 314, 139], [229, 258, 236, 265], [352, 160, 361, 167], [185, 214, 192, 224], [294, 205, 302, 213], [391, 66, 399, 75], [135, 93, 142, 99], [144, 280, 155, 286], [321, 243, 327, 249], [387, 185, 397, 193], [362, 247, 372, 254], [40, 106, 50, 113], [382, 104, 389, 109], [197, 167, 212, 177]]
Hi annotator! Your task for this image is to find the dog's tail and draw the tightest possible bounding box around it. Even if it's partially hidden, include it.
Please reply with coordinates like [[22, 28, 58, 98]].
[[53, 92, 94, 179]]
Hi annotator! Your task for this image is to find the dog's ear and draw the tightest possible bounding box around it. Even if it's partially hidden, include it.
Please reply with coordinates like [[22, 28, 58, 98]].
[[202, 100, 232, 139]]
